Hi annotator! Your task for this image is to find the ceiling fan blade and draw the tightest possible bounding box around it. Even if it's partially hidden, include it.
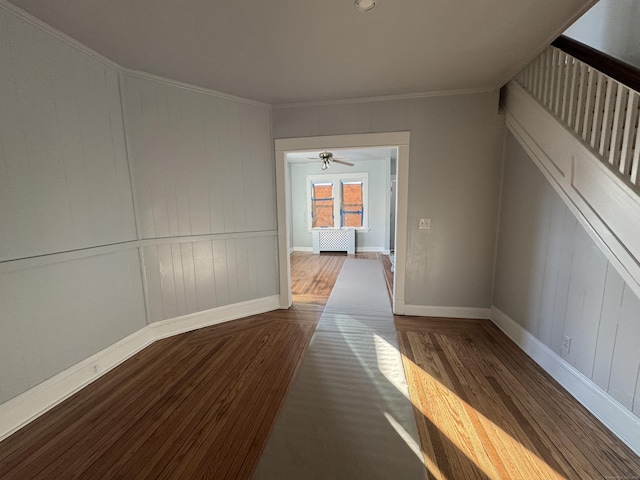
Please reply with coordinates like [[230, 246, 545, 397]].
[[332, 158, 355, 166]]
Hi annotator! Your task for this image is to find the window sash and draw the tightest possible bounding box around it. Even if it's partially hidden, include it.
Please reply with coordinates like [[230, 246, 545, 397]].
[[311, 183, 334, 228], [341, 182, 363, 227], [307, 174, 368, 230]]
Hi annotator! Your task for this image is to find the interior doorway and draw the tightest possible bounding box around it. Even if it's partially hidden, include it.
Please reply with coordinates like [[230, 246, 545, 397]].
[[275, 132, 410, 314]]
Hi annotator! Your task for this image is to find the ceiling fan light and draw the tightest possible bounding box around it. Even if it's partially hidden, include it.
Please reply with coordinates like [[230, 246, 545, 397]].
[[354, 0, 376, 13]]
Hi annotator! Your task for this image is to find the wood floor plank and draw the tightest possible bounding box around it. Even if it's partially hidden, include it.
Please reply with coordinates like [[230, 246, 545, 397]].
[[437, 333, 565, 479], [290, 251, 385, 303], [396, 316, 640, 480], [473, 323, 627, 476], [0, 311, 320, 480], [3, 255, 640, 480], [97, 331, 262, 479]]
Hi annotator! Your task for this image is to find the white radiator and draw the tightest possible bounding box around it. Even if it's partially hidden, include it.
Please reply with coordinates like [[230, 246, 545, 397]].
[[312, 229, 355, 254]]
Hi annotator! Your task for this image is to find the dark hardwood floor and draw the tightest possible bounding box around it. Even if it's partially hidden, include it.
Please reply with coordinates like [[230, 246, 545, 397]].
[[0, 306, 320, 480], [1, 253, 638, 479]]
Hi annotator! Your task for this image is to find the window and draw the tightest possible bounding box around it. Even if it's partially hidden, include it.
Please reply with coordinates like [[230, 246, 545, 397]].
[[341, 181, 363, 227], [311, 182, 334, 228], [307, 173, 368, 230]]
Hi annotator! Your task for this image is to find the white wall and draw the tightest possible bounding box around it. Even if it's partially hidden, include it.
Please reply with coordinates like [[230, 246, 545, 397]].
[[290, 159, 390, 251], [121, 73, 278, 323], [565, 0, 640, 69], [0, 6, 146, 402], [0, 3, 279, 405], [273, 93, 504, 309], [494, 132, 640, 416]]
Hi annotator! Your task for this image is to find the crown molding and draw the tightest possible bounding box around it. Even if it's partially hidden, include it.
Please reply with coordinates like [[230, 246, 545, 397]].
[[271, 87, 497, 109]]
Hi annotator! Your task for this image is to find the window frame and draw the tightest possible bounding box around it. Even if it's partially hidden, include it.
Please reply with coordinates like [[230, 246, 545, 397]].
[[306, 173, 369, 231]]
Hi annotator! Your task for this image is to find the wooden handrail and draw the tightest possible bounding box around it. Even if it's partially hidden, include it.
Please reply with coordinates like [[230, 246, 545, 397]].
[[552, 35, 640, 93]]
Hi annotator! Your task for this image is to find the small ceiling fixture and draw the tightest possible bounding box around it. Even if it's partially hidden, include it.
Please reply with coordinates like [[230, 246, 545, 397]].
[[354, 0, 376, 13], [309, 151, 355, 170]]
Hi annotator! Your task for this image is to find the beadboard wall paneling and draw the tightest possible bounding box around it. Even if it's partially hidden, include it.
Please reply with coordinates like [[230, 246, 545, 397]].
[[493, 132, 640, 416], [273, 93, 504, 309], [0, 8, 136, 262], [121, 73, 276, 239], [0, 5, 146, 405], [0, 248, 146, 403], [142, 234, 278, 323]]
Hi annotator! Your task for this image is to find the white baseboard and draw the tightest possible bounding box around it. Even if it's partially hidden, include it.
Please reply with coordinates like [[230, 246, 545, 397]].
[[490, 306, 640, 456], [150, 295, 280, 339], [0, 327, 155, 443], [0, 295, 280, 442], [292, 246, 386, 254], [356, 247, 385, 253], [403, 304, 491, 319]]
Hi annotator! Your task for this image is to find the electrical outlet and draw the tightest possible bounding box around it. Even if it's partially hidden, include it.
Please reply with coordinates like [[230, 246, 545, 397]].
[[562, 335, 571, 353], [419, 218, 431, 230]]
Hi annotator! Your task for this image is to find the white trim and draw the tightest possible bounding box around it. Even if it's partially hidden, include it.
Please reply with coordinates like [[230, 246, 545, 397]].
[[0, 327, 155, 442], [291, 246, 384, 253], [272, 87, 496, 109], [403, 305, 491, 319], [139, 231, 277, 247], [0, 295, 280, 442], [0, 241, 140, 274], [504, 81, 640, 301], [490, 306, 640, 457], [276, 132, 411, 152], [1, 232, 278, 274], [356, 247, 385, 253], [393, 144, 409, 315], [150, 295, 280, 340], [275, 132, 410, 314]]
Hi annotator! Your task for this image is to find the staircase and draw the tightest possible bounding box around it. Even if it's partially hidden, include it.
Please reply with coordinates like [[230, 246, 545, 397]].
[[504, 40, 640, 301]]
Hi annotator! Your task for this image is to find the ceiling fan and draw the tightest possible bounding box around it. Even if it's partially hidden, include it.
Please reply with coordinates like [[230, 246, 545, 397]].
[[309, 151, 355, 170]]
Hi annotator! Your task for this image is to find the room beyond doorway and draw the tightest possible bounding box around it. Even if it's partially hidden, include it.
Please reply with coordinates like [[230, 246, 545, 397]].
[[275, 132, 410, 314]]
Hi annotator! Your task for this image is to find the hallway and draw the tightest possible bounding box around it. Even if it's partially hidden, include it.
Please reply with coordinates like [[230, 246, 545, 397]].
[[0, 254, 638, 479]]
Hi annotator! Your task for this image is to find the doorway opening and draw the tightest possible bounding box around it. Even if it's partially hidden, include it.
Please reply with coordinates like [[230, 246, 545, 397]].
[[275, 132, 409, 314]]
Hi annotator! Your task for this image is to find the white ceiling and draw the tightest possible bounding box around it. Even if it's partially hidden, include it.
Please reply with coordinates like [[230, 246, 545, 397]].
[[287, 148, 394, 164], [8, 0, 596, 105]]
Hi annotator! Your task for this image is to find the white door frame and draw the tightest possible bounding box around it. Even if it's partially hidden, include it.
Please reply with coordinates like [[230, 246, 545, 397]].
[[275, 132, 410, 314]]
